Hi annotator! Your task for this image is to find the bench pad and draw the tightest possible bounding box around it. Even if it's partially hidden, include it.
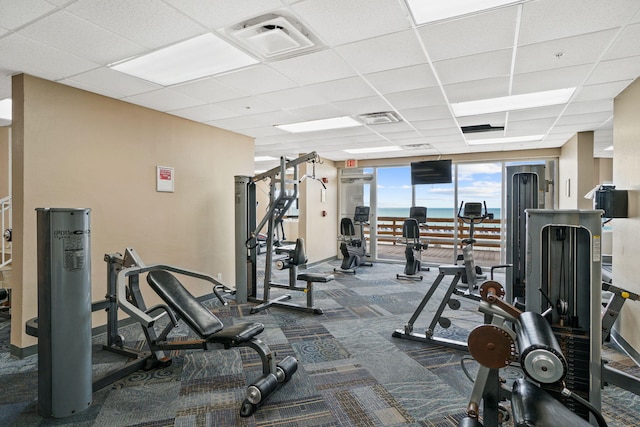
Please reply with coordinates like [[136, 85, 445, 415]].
[[297, 273, 334, 283]]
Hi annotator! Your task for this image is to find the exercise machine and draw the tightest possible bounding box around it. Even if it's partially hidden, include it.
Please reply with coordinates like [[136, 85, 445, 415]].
[[103, 248, 297, 417], [456, 201, 493, 285], [335, 206, 372, 274], [505, 164, 546, 305], [252, 237, 330, 314], [396, 206, 429, 281], [458, 280, 606, 427], [235, 152, 333, 314]]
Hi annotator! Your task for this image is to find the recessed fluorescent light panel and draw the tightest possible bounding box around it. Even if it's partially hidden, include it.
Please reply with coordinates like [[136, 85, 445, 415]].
[[109, 33, 258, 86], [254, 156, 277, 162], [604, 146, 614, 151], [452, 88, 576, 117], [467, 135, 544, 145], [0, 98, 11, 120], [276, 116, 362, 133], [344, 146, 402, 154], [406, 0, 524, 24]]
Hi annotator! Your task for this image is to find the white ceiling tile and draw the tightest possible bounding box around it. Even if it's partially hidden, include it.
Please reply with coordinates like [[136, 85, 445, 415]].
[[369, 122, 414, 135], [412, 118, 459, 131], [166, 0, 284, 29], [364, 64, 438, 95], [334, 30, 427, 75], [67, 0, 206, 50], [398, 105, 451, 122], [169, 103, 238, 122], [515, 29, 618, 74], [0, 33, 98, 81], [333, 96, 391, 116], [419, 127, 461, 137], [123, 88, 205, 112], [604, 23, 640, 60], [214, 65, 297, 95], [0, 0, 56, 30], [456, 113, 506, 127], [307, 77, 377, 103], [213, 96, 279, 115], [556, 111, 613, 126], [18, 11, 145, 65], [574, 80, 633, 102], [563, 99, 613, 116], [506, 117, 555, 132], [171, 77, 249, 103], [586, 56, 640, 85], [0, 74, 11, 99], [268, 49, 356, 85], [385, 87, 446, 110], [512, 64, 592, 94], [443, 77, 510, 103], [419, 6, 517, 62], [257, 86, 328, 109], [236, 125, 285, 139], [60, 67, 160, 98], [518, 0, 640, 45], [508, 105, 564, 122], [433, 50, 512, 85], [291, 0, 410, 46], [283, 104, 342, 120]]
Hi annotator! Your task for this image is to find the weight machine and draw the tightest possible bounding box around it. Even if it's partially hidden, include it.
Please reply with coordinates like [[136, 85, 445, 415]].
[[335, 206, 372, 274], [396, 206, 429, 281], [458, 280, 606, 427], [235, 152, 332, 315], [505, 164, 546, 305]]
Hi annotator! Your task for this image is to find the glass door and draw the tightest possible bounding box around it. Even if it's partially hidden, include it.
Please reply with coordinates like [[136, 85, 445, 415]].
[[374, 166, 411, 261]]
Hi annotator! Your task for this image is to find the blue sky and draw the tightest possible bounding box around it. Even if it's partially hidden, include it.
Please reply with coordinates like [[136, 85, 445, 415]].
[[375, 163, 503, 209]]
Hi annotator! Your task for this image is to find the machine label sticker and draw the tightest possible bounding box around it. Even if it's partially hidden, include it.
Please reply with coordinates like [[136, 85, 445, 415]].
[[54, 229, 89, 271], [593, 235, 601, 262]]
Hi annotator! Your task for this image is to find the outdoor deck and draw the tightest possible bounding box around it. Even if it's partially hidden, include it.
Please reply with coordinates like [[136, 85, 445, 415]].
[[375, 242, 501, 267]]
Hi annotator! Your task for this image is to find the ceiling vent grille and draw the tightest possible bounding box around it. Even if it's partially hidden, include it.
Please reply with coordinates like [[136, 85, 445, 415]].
[[402, 143, 433, 150], [358, 111, 402, 125], [227, 14, 316, 60]]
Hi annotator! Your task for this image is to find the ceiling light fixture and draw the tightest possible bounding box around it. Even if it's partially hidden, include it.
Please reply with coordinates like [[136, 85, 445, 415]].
[[343, 146, 402, 154], [275, 116, 362, 133], [405, 0, 525, 24], [467, 135, 544, 145], [451, 87, 576, 117], [109, 33, 258, 86], [0, 98, 11, 120]]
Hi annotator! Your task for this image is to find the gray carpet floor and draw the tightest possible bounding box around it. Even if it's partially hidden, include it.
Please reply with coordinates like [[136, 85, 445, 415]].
[[1, 259, 639, 426]]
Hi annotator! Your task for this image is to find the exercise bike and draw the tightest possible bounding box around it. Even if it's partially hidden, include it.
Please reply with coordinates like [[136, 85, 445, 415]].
[[456, 201, 493, 285], [335, 206, 373, 274], [396, 206, 429, 281]]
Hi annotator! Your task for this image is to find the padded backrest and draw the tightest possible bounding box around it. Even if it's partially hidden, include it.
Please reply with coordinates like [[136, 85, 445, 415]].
[[146, 270, 224, 338], [340, 218, 356, 237], [291, 238, 308, 266], [402, 218, 421, 239]]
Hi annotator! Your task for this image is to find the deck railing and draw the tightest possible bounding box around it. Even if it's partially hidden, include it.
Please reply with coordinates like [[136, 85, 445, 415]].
[[371, 215, 502, 250], [1, 195, 11, 268]]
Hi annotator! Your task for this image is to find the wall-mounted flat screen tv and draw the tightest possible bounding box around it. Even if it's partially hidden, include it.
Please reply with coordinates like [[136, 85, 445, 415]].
[[410, 159, 452, 185]]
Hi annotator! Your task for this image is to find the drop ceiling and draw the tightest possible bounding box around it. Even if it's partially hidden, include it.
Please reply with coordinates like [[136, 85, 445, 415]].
[[1, 0, 639, 167]]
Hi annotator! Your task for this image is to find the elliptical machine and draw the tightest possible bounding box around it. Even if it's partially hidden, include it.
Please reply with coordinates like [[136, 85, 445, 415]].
[[397, 206, 429, 281], [456, 201, 493, 285], [335, 206, 372, 274]]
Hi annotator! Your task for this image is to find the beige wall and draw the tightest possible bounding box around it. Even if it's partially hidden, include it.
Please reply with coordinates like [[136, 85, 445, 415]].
[[597, 157, 613, 184], [299, 158, 338, 263], [558, 131, 595, 209], [11, 74, 254, 351], [612, 77, 640, 355], [0, 127, 8, 198]]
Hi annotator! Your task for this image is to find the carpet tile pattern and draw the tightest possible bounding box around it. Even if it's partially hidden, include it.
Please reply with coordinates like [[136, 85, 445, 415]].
[[1, 260, 640, 426]]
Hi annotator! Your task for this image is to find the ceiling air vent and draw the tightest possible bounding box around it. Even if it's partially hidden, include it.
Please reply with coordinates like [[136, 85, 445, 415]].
[[358, 112, 402, 125], [402, 143, 433, 150], [228, 14, 316, 60], [461, 124, 505, 134]]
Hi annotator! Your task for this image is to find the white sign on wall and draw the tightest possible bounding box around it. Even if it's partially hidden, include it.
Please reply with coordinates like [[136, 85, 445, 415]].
[[156, 166, 174, 192]]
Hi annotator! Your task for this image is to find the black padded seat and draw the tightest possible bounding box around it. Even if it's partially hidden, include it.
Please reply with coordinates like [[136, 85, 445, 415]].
[[297, 273, 334, 283], [147, 270, 263, 344], [511, 378, 591, 427]]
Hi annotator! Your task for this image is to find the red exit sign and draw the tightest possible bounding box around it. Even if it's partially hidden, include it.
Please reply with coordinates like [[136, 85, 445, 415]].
[[345, 159, 358, 168]]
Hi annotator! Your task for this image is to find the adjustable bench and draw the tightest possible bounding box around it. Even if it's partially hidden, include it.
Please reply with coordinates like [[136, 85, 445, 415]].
[[110, 248, 297, 418]]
